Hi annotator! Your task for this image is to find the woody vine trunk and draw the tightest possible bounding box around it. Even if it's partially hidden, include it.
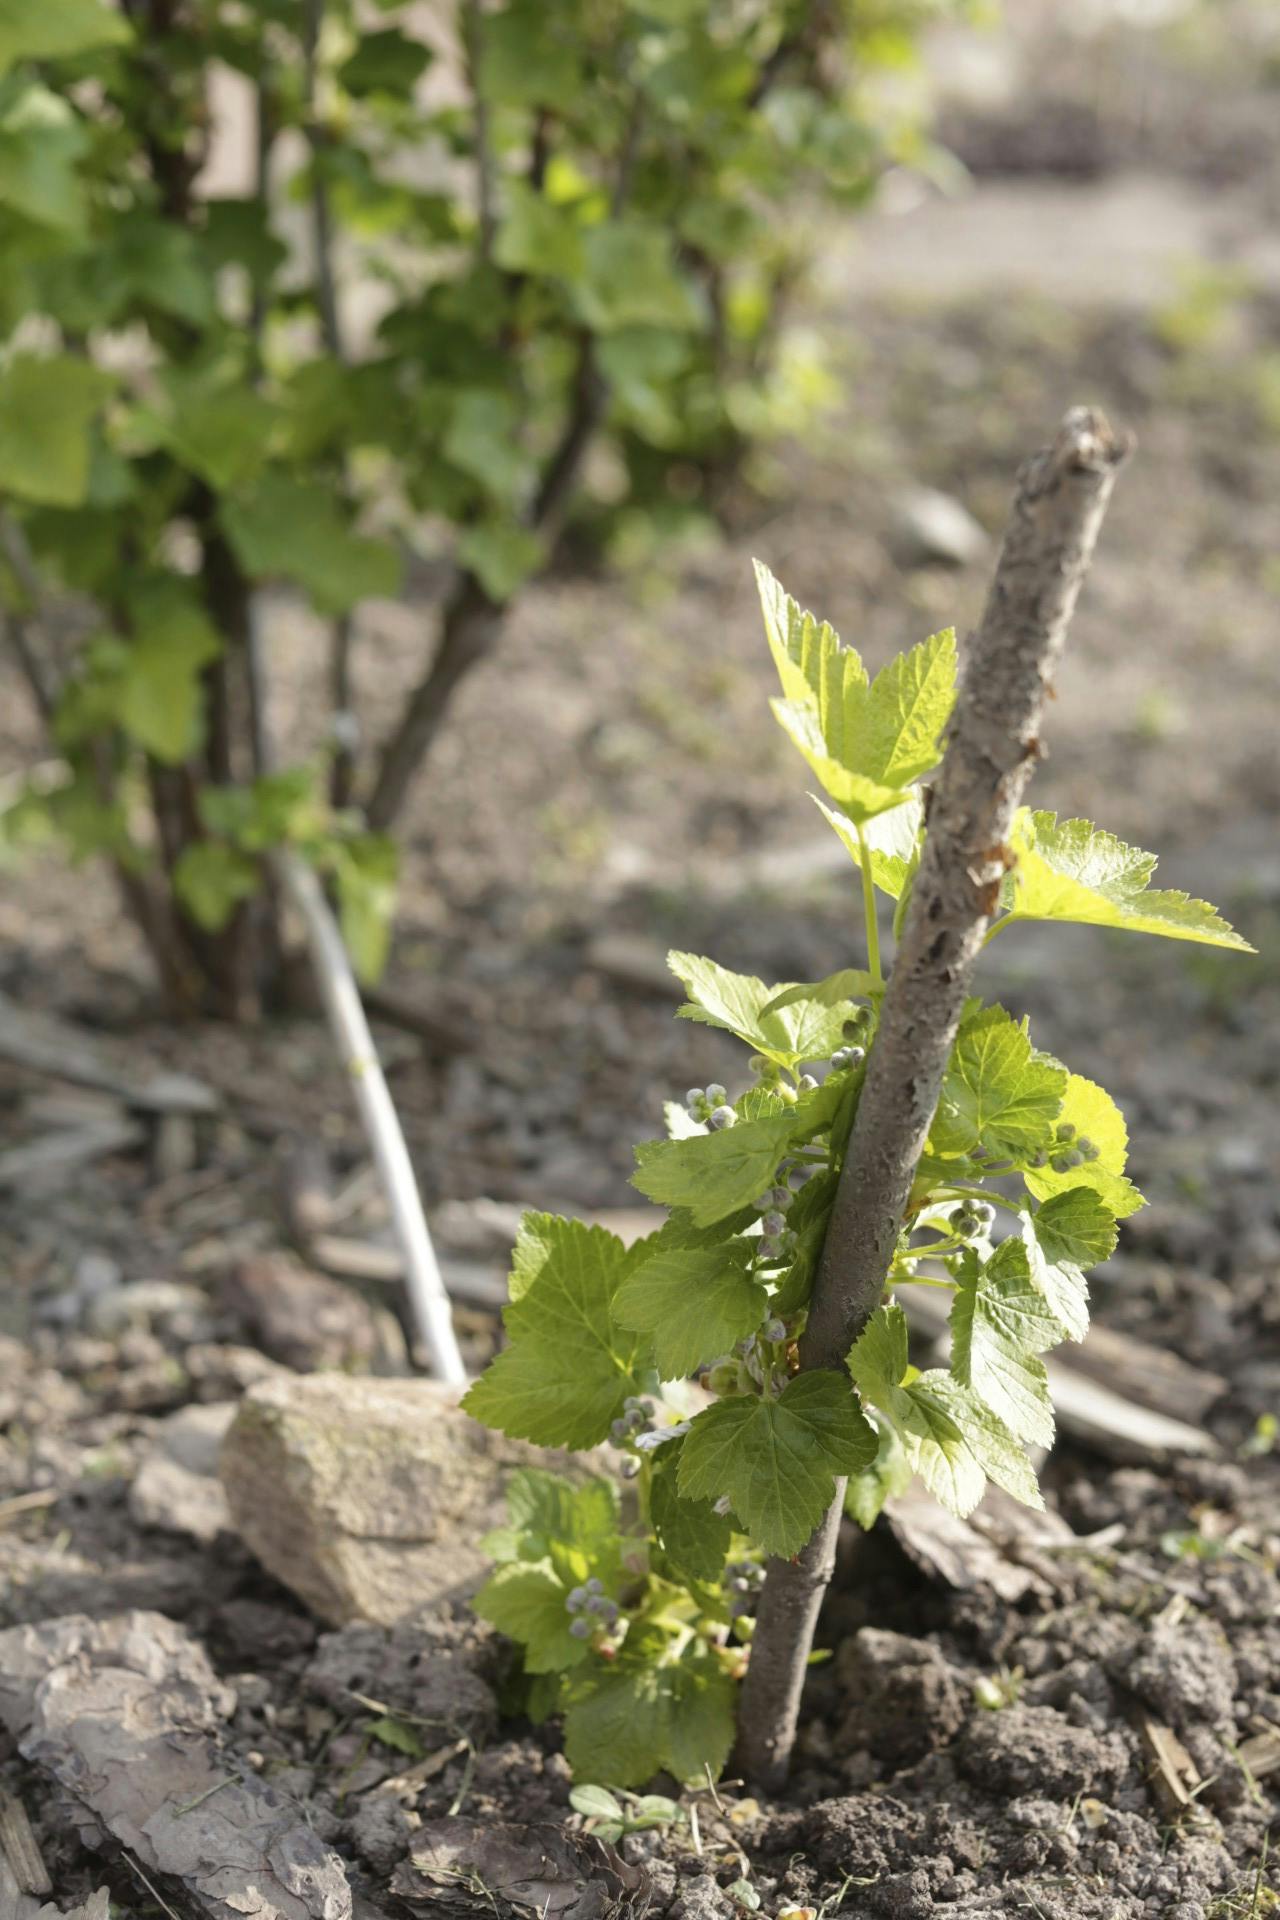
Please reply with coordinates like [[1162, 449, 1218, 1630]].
[[734, 407, 1132, 1791]]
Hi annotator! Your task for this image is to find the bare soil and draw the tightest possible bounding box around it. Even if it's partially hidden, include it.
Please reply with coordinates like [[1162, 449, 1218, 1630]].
[[2, 8, 1279, 1916]]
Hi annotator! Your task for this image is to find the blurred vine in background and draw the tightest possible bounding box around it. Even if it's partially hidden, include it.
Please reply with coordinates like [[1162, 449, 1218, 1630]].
[[0, 0, 966, 1017]]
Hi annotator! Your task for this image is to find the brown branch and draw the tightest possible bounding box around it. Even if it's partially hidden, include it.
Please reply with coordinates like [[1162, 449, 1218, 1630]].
[[734, 407, 1131, 1792]]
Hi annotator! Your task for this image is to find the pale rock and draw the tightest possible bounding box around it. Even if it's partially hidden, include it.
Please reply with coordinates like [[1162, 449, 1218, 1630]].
[[219, 1375, 533, 1625]]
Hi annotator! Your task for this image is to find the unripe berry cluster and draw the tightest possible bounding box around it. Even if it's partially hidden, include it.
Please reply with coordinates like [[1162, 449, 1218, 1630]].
[[686, 1084, 736, 1130], [1030, 1121, 1101, 1173], [610, 1396, 655, 1445], [830, 1044, 866, 1071], [565, 1575, 620, 1637], [949, 1198, 996, 1240]]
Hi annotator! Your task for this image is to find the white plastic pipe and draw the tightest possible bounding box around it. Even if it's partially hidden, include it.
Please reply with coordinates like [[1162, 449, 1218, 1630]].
[[275, 850, 467, 1385]]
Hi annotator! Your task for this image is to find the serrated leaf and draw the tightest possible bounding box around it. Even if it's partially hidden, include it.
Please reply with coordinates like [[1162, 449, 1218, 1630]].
[[504, 1468, 620, 1560], [931, 1006, 1067, 1163], [1001, 810, 1253, 952], [844, 1420, 913, 1529], [650, 1455, 731, 1582], [1022, 1188, 1117, 1342], [760, 969, 874, 1015], [563, 1655, 735, 1787], [812, 791, 923, 901], [950, 1240, 1059, 1447], [1023, 1073, 1144, 1218], [677, 1372, 875, 1557], [616, 1244, 766, 1380], [462, 1217, 649, 1449], [0, 355, 112, 507], [115, 579, 222, 762], [848, 1305, 1041, 1517], [668, 950, 863, 1069], [474, 1564, 590, 1675], [632, 1111, 795, 1227], [755, 562, 955, 823]]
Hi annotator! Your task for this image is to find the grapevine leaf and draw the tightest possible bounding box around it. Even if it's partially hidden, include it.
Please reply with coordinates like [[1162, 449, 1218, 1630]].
[[473, 1565, 590, 1675], [844, 1420, 913, 1530], [1022, 1187, 1118, 1342], [930, 1005, 1067, 1163], [760, 969, 874, 1014], [173, 842, 258, 933], [922, 1374, 1044, 1510], [615, 1244, 766, 1380], [650, 1455, 731, 1582], [812, 791, 923, 901], [1000, 810, 1254, 952], [462, 1217, 649, 1448], [950, 1240, 1060, 1446], [115, 580, 222, 762], [222, 473, 401, 616], [677, 1372, 876, 1557], [1024, 1073, 1145, 1218], [563, 1654, 735, 1788]]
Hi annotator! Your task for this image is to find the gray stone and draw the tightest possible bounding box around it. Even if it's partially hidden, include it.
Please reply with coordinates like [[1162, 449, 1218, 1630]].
[[893, 486, 990, 567], [219, 1375, 532, 1625]]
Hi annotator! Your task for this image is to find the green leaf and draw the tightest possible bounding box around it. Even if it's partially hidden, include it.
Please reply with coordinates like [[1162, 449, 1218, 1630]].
[[444, 388, 535, 506], [116, 580, 222, 761], [0, 86, 89, 234], [563, 1654, 735, 1787], [366, 1715, 424, 1758], [650, 1454, 731, 1582], [844, 1420, 913, 1530], [755, 561, 955, 823], [930, 1006, 1067, 1163], [678, 1372, 876, 1557], [1000, 811, 1253, 952], [573, 220, 704, 334], [504, 1468, 621, 1560], [632, 1112, 795, 1227], [0, 0, 130, 71], [474, 1564, 591, 1675], [494, 181, 584, 281], [950, 1240, 1060, 1447], [457, 520, 544, 602], [478, 1, 582, 110], [569, 1785, 624, 1822], [330, 833, 397, 984], [1023, 1073, 1144, 1219], [339, 27, 432, 97], [813, 791, 922, 901], [1022, 1188, 1117, 1342], [0, 355, 112, 507], [222, 474, 401, 616], [669, 950, 865, 1069], [462, 1217, 649, 1449], [848, 1306, 1042, 1517], [615, 1244, 765, 1380], [173, 842, 259, 932], [163, 382, 277, 492]]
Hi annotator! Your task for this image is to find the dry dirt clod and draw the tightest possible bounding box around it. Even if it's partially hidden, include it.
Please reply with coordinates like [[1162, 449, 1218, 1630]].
[[391, 1817, 649, 1920], [128, 1401, 236, 1545], [219, 1375, 533, 1625], [218, 1255, 408, 1374]]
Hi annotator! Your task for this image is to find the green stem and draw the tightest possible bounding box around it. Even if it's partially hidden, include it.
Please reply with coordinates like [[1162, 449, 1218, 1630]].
[[982, 913, 1018, 945], [855, 822, 881, 987], [933, 1183, 1021, 1211]]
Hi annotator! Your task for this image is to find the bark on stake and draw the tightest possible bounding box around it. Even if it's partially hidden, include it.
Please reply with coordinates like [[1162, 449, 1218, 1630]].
[[735, 407, 1131, 1791]]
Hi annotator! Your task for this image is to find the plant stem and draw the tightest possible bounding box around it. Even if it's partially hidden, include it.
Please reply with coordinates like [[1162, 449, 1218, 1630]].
[[734, 408, 1130, 1792], [855, 822, 881, 986]]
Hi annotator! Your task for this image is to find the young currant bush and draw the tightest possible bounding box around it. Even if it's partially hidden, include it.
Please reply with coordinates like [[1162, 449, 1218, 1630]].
[[464, 560, 1252, 1789]]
